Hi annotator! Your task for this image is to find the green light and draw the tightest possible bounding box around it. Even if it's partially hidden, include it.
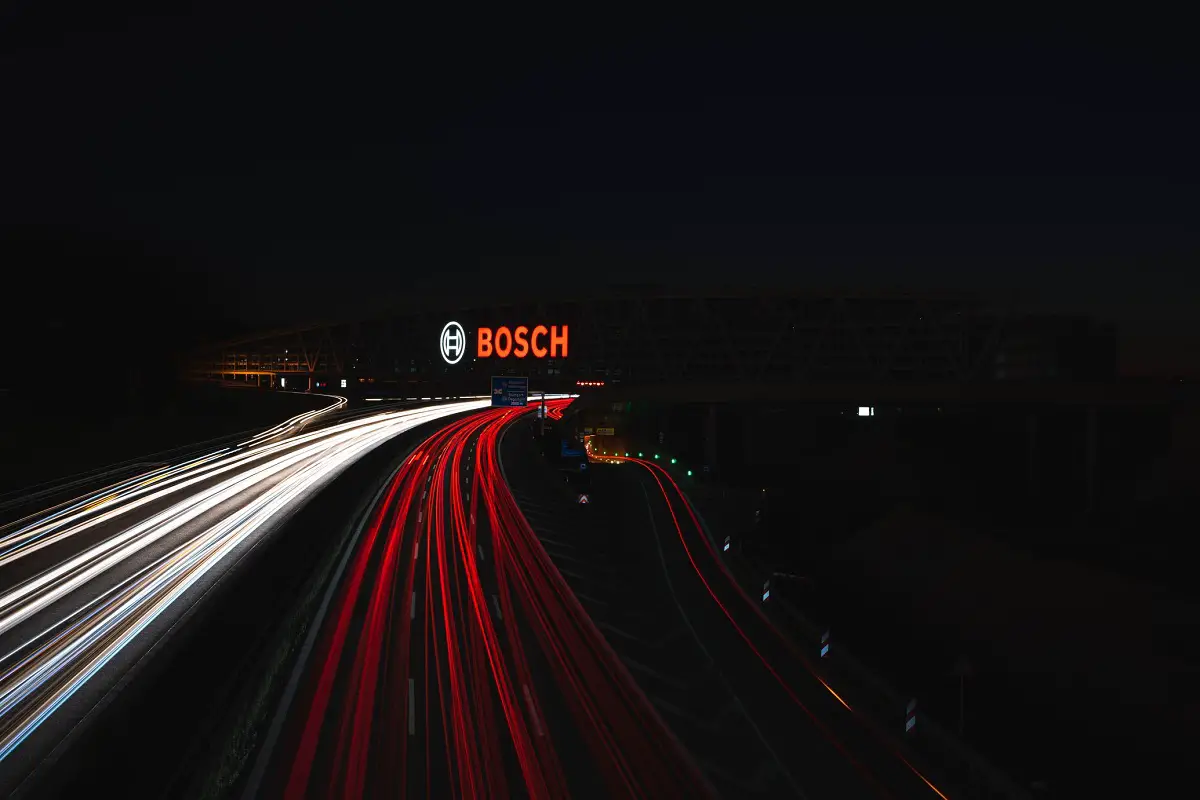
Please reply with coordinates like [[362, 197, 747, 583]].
[[624, 452, 629, 457], [654, 454, 659, 459], [638, 452, 643, 457], [687, 470, 693, 476], [670, 458, 677, 464]]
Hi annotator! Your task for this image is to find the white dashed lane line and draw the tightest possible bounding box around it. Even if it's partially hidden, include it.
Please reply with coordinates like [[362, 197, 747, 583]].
[[408, 679, 416, 736], [572, 591, 609, 608], [533, 535, 575, 550]]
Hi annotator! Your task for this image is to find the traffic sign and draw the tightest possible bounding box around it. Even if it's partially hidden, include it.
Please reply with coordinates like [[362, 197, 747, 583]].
[[578, 494, 590, 504], [595, 427, 615, 436], [491, 376, 529, 407]]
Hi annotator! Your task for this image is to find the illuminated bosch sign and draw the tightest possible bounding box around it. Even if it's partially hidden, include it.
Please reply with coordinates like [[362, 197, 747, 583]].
[[477, 325, 568, 359], [439, 320, 466, 364]]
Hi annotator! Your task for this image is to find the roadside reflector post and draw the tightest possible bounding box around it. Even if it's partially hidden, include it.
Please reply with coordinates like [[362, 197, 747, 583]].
[[906, 698, 918, 735], [723, 535, 731, 552], [820, 630, 831, 658], [761, 580, 770, 602]]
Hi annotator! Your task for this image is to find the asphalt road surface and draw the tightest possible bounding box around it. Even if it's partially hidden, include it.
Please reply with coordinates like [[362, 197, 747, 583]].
[[248, 400, 714, 799], [499, 419, 957, 800], [0, 398, 490, 795]]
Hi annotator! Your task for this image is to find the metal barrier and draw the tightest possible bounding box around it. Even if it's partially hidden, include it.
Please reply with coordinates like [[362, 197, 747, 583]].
[[0, 396, 350, 524], [675, 475, 1033, 800]]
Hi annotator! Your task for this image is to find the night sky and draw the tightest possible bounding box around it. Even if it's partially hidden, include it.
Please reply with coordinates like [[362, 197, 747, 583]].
[[2, 7, 1197, 374]]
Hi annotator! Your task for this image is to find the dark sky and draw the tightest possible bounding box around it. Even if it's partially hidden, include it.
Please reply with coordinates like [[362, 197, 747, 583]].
[[2, 6, 1197, 371]]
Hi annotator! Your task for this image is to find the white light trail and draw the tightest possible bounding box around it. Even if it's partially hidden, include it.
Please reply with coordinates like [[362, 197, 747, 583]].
[[238, 394, 348, 447], [0, 398, 488, 763]]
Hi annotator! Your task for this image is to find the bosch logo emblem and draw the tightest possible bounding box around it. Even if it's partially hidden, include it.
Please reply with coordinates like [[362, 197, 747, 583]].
[[440, 321, 466, 365]]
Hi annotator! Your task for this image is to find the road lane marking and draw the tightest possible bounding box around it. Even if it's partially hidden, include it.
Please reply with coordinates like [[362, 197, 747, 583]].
[[555, 567, 593, 583], [540, 550, 593, 567], [620, 655, 690, 691], [492, 594, 502, 621], [477, 545, 485, 562], [522, 684, 544, 737], [408, 678, 416, 736], [635, 482, 806, 798], [649, 696, 721, 735], [534, 536, 574, 550], [596, 620, 644, 643], [241, 457, 400, 800], [411, 591, 416, 619]]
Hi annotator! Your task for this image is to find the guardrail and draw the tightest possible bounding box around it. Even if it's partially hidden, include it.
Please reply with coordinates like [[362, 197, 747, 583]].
[[0, 395, 496, 528], [0, 396, 351, 525], [668, 471, 1034, 800], [0, 429, 269, 534], [0, 429, 260, 511]]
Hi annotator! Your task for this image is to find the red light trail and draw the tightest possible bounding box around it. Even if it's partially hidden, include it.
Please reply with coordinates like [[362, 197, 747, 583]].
[[266, 400, 713, 799], [601, 454, 952, 800]]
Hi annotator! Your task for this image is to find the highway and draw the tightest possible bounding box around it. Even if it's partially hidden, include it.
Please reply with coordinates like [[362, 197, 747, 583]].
[[499, 422, 957, 799], [249, 399, 714, 799], [0, 397, 491, 793]]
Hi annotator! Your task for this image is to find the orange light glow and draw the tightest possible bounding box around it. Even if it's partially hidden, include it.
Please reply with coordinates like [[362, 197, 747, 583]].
[[477, 325, 567, 358], [512, 325, 530, 357], [494, 327, 512, 358], [530, 325, 548, 357]]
